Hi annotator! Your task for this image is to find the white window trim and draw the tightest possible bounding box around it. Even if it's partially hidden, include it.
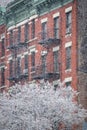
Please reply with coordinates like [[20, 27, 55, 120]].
[[65, 41, 72, 48], [7, 25, 15, 31], [53, 12, 60, 18], [53, 46, 59, 52], [41, 51, 47, 56], [29, 15, 38, 21], [41, 18, 48, 23], [65, 77, 72, 82], [65, 6, 72, 13], [53, 79, 60, 86]]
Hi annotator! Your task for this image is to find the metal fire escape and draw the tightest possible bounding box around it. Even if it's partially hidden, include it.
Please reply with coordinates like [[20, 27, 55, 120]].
[[32, 28, 61, 80], [7, 30, 28, 82]]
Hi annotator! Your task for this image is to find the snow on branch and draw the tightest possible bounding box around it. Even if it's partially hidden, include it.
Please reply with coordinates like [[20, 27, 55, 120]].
[[0, 81, 87, 130]]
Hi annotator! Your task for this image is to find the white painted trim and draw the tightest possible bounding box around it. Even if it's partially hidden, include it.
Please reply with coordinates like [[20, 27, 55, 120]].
[[41, 51, 47, 56], [5, 67, 7, 69], [0, 66, 5, 69], [65, 6, 72, 13], [24, 52, 28, 55], [29, 45, 35, 50], [65, 69, 71, 72], [8, 57, 12, 61], [41, 18, 48, 23], [53, 46, 59, 52], [1, 33, 5, 39], [16, 19, 29, 27], [30, 48, 36, 53], [7, 25, 15, 31], [0, 39, 2, 42], [65, 41, 72, 48], [53, 12, 60, 18], [53, 79, 60, 85], [65, 77, 72, 82], [1, 56, 5, 59], [29, 15, 38, 20], [17, 54, 22, 58]]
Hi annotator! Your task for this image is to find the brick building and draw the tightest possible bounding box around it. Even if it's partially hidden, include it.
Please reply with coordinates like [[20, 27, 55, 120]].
[[5, 0, 77, 89], [0, 6, 6, 92], [0, 0, 87, 120]]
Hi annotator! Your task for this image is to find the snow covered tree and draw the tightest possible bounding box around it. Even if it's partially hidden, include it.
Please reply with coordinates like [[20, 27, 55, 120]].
[[0, 81, 87, 130]]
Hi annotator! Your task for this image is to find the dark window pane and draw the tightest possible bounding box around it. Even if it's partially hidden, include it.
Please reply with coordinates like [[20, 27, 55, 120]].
[[66, 46, 71, 69], [10, 30, 13, 45], [24, 55, 28, 70], [31, 19, 35, 39], [1, 38, 5, 56], [66, 81, 71, 87], [9, 60, 13, 77], [53, 51, 59, 72], [18, 26, 21, 43], [31, 52, 35, 71], [25, 23, 29, 41], [41, 55, 46, 73], [17, 57, 21, 75], [66, 11, 72, 34], [42, 22, 47, 40], [54, 17, 59, 39], [1, 68, 5, 86]]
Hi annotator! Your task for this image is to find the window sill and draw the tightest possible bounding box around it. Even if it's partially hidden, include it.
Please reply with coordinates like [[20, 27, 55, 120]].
[[28, 37, 37, 43], [65, 69, 71, 73], [1, 56, 5, 59], [0, 85, 6, 89], [65, 33, 72, 38]]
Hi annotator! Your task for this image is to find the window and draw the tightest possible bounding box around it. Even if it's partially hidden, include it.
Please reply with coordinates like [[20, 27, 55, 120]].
[[9, 60, 13, 77], [41, 55, 46, 74], [10, 30, 13, 45], [66, 46, 71, 69], [1, 38, 5, 57], [17, 57, 21, 75], [25, 23, 29, 41], [31, 19, 35, 39], [66, 11, 72, 34], [24, 55, 29, 74], [31, 52, 35, 71], [53, 51, 59, 72], [18, 26, 21, 43], [1, 68, 5, 86], [66, 81, 71, 87], [54, 17, 59, 39], [42, 22, 47, 40]]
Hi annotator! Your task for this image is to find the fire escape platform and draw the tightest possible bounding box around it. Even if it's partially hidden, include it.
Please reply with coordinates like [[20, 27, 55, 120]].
[[38, 38, 60, 46], [8, 74, 28, 82]]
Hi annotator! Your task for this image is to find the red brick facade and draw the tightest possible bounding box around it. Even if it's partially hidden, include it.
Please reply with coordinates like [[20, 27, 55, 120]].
[[0, 1, 78, 90]]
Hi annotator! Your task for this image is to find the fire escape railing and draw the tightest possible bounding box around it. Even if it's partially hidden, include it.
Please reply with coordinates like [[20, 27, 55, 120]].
[[38, 28, 60, 47], [31, 62, 60, 80], [7, 37, 28, 82]]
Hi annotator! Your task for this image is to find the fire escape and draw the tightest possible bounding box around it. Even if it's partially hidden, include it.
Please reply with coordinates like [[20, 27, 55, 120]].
[[32, 27, 61, 80], [7, 29, 28, 82]]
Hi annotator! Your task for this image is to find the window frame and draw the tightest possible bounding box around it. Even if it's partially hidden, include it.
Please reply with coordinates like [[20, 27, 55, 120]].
[[66, 11, 72, 34], [53, 50, 59, 73], [54, 17, 59, 39], [66, 46, 71, 70], [31, 19, 35, 39], [25, 23, 29, 42]]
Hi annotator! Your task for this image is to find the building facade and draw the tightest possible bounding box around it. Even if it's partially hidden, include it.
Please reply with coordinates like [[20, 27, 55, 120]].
[[0, 6, 6, 92], [5, 0, 77, 89], [0, 0, 87, 110]]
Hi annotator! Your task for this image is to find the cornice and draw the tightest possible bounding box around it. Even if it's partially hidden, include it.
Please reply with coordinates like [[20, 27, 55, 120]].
[[6, 0, 73, 28]]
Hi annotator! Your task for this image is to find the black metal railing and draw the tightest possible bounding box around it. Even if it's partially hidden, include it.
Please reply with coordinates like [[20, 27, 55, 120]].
[[31, 62, 60, 80], [38, 28, 60, 46]]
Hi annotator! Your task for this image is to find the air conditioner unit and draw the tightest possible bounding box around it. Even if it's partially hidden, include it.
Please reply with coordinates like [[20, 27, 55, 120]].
[[23, 69, 28, 74]]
